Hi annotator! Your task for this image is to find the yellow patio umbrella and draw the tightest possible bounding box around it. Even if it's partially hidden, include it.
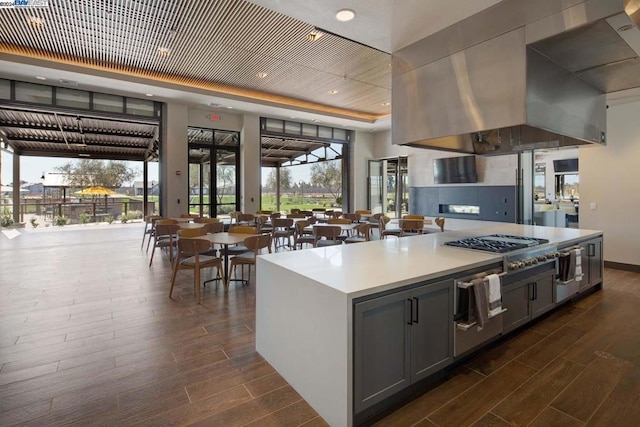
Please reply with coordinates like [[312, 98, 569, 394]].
[[75, 186, 117, 211]]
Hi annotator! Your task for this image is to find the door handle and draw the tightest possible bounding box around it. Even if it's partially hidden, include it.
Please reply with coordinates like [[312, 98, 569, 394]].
[[413, 297, 419, 324], [406, 298, 413, 325], [533, 282, 538, 300], [588, 243, 595, 257]]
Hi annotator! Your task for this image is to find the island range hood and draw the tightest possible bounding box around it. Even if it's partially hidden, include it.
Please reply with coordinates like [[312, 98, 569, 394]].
[[392, 0, 640, 154]]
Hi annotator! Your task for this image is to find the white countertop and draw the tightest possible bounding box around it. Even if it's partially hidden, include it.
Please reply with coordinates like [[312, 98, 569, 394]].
[[258, 224, 602, 299]]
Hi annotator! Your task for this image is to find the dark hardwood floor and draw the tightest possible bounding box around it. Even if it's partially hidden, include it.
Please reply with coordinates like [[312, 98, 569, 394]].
[[1, 224, 639, 426]]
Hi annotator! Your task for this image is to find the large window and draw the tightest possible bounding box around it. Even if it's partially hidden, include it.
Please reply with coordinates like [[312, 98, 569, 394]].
[[556, 174, 579, 200], [187, 127, 240, 217]]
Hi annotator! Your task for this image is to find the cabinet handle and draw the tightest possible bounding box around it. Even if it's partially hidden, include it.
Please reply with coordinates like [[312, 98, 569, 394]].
[[413, 297, 419, 324], [528, 282, 534, 301], [588, 243, 595, 257], [533, 282, 538, 300], [406, 299, 413, 325]]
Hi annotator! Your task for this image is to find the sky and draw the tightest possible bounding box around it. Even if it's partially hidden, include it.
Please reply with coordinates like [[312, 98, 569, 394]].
[[1, 151, 158, 186]]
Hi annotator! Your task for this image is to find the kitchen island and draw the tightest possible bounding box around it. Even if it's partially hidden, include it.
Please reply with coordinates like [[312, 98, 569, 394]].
[[255, 224, 603, 427]]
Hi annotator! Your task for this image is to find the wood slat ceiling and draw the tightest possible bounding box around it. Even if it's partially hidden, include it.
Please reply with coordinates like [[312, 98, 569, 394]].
[[0, 0, 392, 119]]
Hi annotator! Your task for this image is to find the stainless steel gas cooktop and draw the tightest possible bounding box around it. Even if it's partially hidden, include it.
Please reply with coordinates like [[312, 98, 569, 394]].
[[444, 234, 550, 253]]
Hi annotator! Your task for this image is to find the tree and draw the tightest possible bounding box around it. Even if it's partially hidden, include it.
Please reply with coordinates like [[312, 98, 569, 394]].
[[310, 160, 342, 202], [216, 165, 235, 204], [55, 159, 137, 188], [265, 168, 292, 192]]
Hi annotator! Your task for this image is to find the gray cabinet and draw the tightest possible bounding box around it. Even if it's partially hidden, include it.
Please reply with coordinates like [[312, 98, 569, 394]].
[[579, 237, 603, 290], [502, 270, 555, 333], [354, 279, 453, 414]]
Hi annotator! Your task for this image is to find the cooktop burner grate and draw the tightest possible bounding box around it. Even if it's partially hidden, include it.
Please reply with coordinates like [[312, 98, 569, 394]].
[[444, 234, 550, 253]]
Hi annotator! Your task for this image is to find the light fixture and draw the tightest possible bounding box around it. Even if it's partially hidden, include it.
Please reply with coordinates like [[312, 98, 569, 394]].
[[382, 102, 390, 106], [328, 90, 338, 95], [335, 9, 356, 22], [617, 24, 633, 32], [209, 103, 221, 108], [27, 16, 45, 28], [36, 76, 46, 81], [307, 30, 323, 41], [157, 47, 170, 57], [78, 153, 91, 157], [145, 93, 153, 97], [256, 72, 268, 79], [226, 106, 233, 109]]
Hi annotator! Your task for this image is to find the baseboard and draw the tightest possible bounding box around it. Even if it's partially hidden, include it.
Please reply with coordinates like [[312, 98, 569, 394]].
[[605, 261, 640, 273]]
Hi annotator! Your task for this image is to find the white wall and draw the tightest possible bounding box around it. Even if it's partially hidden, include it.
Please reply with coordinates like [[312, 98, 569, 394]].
[[351, 131, 375, 210], [241, 114, 261, 214], [580, 102, 640, 266], [162, 102, 189, 217]]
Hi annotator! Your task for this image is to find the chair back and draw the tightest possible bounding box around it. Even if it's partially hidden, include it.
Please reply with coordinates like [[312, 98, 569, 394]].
[[286, 213, 305, 219], [342, 213, 361, 223], [313, 225, 341, 244], [156, 219, 178, 226], [155, 223, 180, 239], [180, 213, 199, 218], [403, 214, 425, 220], [270, 212, 282, 220], [290, 208, 301, 214], [328, 218, 351, 225], [294, 220, 310, 237], [194, 217, 220, 224], [229, 211, 242, 224], [272, 218, 294, 229], [300, 210, 313, 217], [355, 210, 371, 215], [177, 238, 211, 257], [202, 222, 224, 234], [435, 217, 445, 232], [237, 213, 255, 224], [228, 225, 257, 234], [178, 227, 206, 238], [256, 210, 273, 215], [244, 234, 272, 255], [355, 223, 372, 241], [400, 219, 423, 235], [378, 215, 391, 230]]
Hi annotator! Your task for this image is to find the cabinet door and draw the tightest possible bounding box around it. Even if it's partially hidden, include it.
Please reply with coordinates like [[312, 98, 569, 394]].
[[410, 280, 453, 382], [354, 290, 412, 413], [502, 279, 532, 333], [587, 237, 603, 287], [530, 271, 555, 318]]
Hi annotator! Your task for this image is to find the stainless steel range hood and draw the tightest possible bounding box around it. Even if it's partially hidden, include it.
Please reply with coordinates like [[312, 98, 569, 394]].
[[392, 0, 640, 154]]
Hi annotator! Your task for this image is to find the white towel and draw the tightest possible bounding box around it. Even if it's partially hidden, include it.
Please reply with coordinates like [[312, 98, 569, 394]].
[[574, 248, 583, 281], [486, 273, 503, 318]]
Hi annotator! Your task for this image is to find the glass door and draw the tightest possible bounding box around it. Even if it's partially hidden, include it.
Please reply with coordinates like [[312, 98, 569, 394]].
[[368, 160, 385, 214], [187, 128, 240, 217]]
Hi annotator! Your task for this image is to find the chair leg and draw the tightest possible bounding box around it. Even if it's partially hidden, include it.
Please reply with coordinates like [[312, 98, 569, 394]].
[[149, 244, 156, 267], [146, 232, 153, 252], [169, 258, 179, 299], [195, 266, 201, 304], [225, 264, 234, 289]]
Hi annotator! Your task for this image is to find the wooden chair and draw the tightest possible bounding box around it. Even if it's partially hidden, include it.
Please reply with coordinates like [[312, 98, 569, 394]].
[[290, 208, 301, 214], [403, 214, 425, 220], [194, 217, 220, 223], [342, 213, 361, 223], [229, 211, 242, 225], [255, 215, 269, 234], [169, 237, 223, 303], [355, 209, 371, 216], [177, 227, 206, 238], [226, 234, 272, 288], [256, 210, 273, 215], [271, 218, 294, 251], [400, 219, 424, 237], [313, 225, 342, 247], [194, 217, 224, 234], [237, 213, 255, 226], [180, 213, 199, 218], [293, 220, 315, 250], [286, 213, 306, 219], [379, 215, 401, 239], [345, 223, 372, 244], [435, 217, 446, 232], [227, 225, 257, 256], [142, 215, 161, 250], [149, 220, 180, 266]]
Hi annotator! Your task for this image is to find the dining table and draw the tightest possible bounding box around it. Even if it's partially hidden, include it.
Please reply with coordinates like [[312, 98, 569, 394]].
[[197, 232, 256, 283], [177, 222, 205, 229], [388, 218, 434, 233]]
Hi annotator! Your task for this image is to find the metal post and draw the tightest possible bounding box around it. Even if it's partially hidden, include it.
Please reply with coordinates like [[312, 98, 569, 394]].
[[12, 152, 19, 223]]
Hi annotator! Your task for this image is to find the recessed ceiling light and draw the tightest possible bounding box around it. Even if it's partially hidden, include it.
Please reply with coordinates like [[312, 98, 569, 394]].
[[256, 72, 268, 78], [336, 9, 356, 22], [209, 103, 221, 108], [157, 47, 170, 57], [145, 93, 153, 97], [226, 106, 233, 109], [382, 102, 390, 106], [36, 76, 46, 81], [328, 90, 338, 95], [27, 16, 45, 28], [307, 30, 323, 41]]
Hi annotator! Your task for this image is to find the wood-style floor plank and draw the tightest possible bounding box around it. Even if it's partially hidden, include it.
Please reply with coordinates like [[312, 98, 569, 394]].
[[2, 225, 640, 427]]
